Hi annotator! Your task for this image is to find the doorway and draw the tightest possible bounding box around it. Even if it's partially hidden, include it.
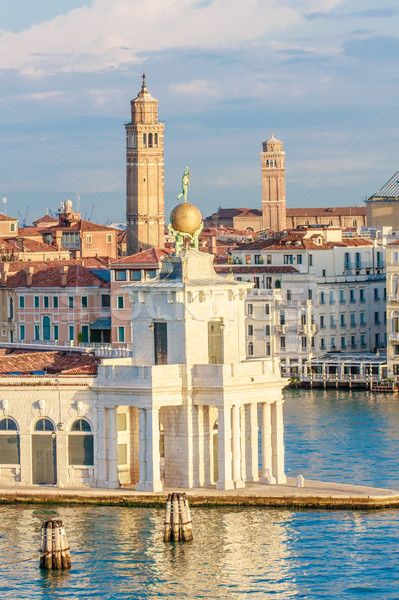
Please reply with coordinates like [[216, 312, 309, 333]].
[[32, 418, 56, 485], [208, 321, 222, 364]]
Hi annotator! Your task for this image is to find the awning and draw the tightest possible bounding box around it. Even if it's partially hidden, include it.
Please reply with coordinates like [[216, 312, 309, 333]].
[[90, 318, 111, 330]]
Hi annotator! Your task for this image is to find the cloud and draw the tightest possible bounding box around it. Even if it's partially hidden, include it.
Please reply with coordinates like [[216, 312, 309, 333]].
[[344, 36, 399, 61], [306, 7, 399, 20], [11, 91, 63, 101], [170, 79, 219, 98], [0, 0, 343, 76]]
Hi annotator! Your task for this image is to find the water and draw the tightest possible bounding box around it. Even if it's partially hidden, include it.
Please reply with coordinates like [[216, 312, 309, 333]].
[[0, 389, 398, 600]]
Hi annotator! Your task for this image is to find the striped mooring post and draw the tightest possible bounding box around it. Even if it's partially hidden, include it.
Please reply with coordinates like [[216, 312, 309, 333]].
[[164, 492, 193, 542], [39, 520, 71, 570]]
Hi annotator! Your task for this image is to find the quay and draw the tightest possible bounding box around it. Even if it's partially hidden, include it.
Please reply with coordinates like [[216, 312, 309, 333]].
[[288, 353, 395, 390], [0, 480, 398, 510]]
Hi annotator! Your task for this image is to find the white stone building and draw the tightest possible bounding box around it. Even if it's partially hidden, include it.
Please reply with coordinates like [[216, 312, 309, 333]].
[[230, 227, 387, 373], [0, 249, 287, 491]]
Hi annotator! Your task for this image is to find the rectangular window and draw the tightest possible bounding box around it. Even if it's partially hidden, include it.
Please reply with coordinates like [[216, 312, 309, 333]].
[[82, 296, 88, 309], [360, 313, 366, 326], [54, 325, 59, 341], [248, 325, 253, 336], [69, 325, 74, 341], [117, 413, 127, 431], [86, 234, 92, 244], [340, 314, 346, 327], [361, 334, 365, 347], [329, 291, 334, 304], [280, 337, 285, 349], [355, 252, 361, 269], [330, 315, 335, 328], [0, 433, 20, 464], [339, 290, 345, 304], [266, 255, 272, 265], [117, 296, 124, 309], [68, 435, 94, 466], [374, 312, 380, 325], [309, 254, 313, 267], [350, 314, 356, 327], [344, 252, 351, 269], [320, 292, 325, 304], [265, 303, 270, 315], [297, 255, 302, 264], [118, 327, 125, 342], [266, 277, 272, 290], [350, 289, 355, 303], [301, 337, 307, 349], [320, 316, 325, 328], [341, 336, 346, 349], [247, 304, 253, 316], [68, 296, 74, 309], [19, 325, 25, 340], [265, 325, 270, 336], [266, 342, 271, 356], [118, 443, 128, 465], [311, 336, 315, 349], [53, 296, 58, 308], [320, 338, 325, 350], [34, 296, 39, 309], [331, 337, 336, 349], [308, 289, 313, 300], [34, 324, 40, 341], [254, 255, 262, 264], [81, 325, 89, 343], [360, 289, 365, 303], [129, 270, 141, 281], [351, 335, 356, 348], [115, 270, 127, 281], [374, 288, 380, 301], [283, 255, 293, 265], [43, 296, 49, 309], [287, 290, 292, 301], [106, 234, 113, 243], [101, 295, 111, 309], [19, 296, 25, 309]]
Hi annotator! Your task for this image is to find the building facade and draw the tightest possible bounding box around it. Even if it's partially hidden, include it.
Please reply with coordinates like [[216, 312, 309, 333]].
[[125, 76, 165, 255]]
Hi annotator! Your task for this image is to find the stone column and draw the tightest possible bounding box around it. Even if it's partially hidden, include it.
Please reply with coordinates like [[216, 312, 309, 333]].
[[136, 408, 147, 489], [19, 431, 31, 486], [245, 403, 259, 483], [271, 400, 286, 484], [232, 405, 244, 488], [260, 402, 275, 484], [203, 406, 212, 486], [96, 406, 107, 487], [107, 406, 119, 488], [136, 407, 163, 492], [55, 430, 68, 487], [216, 405, 234, 490]]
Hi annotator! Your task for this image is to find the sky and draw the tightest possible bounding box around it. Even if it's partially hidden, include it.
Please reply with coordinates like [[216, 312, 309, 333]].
[[0, 0, 398, 225]]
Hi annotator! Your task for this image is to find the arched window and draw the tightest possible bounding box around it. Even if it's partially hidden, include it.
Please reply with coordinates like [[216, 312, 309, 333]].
[[248, 342, 254, 356], [68, 419, 93, 465], [43, 316, 51, 341], [143, 133, 147, 147], [0, 417, 20, 464], [148, 133, 153, 148], [392, 275, 399, 296], [154, 133, 158, 147], [35, 418, 55, 432], [275, 279, 281, 289], [266, 160, 269, 167], [10, 223, 16, 233]]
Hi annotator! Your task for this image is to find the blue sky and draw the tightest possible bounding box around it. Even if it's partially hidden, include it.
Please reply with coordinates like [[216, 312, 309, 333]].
[[0, 0, 398, 225]]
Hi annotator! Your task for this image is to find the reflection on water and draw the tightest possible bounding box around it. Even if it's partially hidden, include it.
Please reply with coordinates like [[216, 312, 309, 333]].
[[0, 390, 398, 599], [0, 505, 398, 599]]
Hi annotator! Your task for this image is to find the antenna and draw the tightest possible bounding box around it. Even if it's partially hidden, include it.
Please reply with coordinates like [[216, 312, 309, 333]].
[[2, 197, 7, 215]]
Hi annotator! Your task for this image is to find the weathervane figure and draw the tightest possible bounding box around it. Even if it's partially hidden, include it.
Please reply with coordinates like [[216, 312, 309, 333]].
[[177, 167, 190, 202]]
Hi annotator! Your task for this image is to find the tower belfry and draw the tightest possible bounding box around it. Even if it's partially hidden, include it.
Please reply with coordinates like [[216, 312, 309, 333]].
[[125, 75, 165, 255], [261, 133, 286, 232]]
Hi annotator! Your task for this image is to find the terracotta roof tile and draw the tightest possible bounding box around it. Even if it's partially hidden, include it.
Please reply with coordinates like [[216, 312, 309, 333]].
[[7, 264, 110, 288], [286, 206, 367, 217], [111, 247, 173, 266], [0, 213, 18, 222], [0, 350, 99, 375]]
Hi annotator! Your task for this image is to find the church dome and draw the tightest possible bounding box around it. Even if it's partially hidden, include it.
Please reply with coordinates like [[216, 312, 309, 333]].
[[170, 202, 202, 235]]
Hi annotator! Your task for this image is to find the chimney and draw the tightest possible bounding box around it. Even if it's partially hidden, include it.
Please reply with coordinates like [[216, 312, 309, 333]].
[[53, 229, 63, 250], [0, 263, 9, 287], [25, 265, 34, 287], [210, 236, 217, 255], [60, 265, 68, 287]]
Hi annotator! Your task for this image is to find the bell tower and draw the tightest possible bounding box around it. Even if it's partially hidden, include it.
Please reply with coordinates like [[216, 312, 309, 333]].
[[261, 133, 286, 232], [126, 75, 165, 255]]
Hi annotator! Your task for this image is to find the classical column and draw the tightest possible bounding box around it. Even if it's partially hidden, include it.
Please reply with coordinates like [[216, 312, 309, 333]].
[[55, 430, 67, 487], [107, 406, 119, 488], [136, 408, 147, 490], [271, 400, 286, 484], [245, 403, 259, 483], [260, 402, 275, 484], [136, 407, 163, 492], [96, 406, 107, 487], [203, 406, 213, 486], [19, 431, 31, 486], [216, 405, 234, 490], [232, 405, 244, 488], [197, 405, 205, 487]]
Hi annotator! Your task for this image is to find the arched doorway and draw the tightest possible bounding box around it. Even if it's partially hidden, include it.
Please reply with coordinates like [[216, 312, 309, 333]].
[[43, 316, 51, 341], [212, 419, 218, 483], [32, 418, 56, 485]]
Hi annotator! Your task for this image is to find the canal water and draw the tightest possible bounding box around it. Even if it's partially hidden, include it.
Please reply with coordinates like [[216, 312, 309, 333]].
[[0, 389, 398, 600]]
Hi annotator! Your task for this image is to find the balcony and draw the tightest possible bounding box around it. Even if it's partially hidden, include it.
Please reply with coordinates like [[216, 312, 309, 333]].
[[276, 324, 286, 334], [389, 333, 399, 342]]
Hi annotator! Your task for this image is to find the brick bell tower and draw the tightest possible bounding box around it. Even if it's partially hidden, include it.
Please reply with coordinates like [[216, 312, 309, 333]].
[[261, 133, 286, 232], [126, 74, 165, 255]]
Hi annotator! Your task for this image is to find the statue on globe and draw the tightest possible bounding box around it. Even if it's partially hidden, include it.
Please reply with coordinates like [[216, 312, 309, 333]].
[[168, 168, 203, 254]]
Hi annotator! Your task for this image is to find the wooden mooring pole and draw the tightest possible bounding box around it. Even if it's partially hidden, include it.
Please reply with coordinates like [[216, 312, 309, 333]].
[[40, 520, 71, 570], [164, 492, 193, 542]]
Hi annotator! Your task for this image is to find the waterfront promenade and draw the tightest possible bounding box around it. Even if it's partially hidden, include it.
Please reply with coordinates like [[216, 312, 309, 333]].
[[1, 478, 398, 509]]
